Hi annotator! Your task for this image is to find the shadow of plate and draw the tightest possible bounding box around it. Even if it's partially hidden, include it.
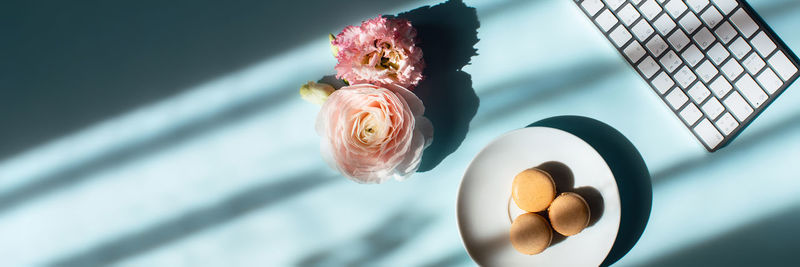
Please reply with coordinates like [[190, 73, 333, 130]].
[[528, 115, 652, 266]]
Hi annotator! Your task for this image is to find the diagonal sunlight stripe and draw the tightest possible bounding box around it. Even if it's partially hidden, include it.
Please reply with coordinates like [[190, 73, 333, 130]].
[[0, 32, 344, 262], [48, 168, 337, 266], [0, 41, 330, 199], [616, 129, 800, 266], [0, 0, 517, 202]]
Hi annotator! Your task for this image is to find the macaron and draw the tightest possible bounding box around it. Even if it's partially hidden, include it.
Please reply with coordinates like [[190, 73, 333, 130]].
[[509, 213, 553, 255], [512, 168, 557, 212], [548, 192, 591, 236]]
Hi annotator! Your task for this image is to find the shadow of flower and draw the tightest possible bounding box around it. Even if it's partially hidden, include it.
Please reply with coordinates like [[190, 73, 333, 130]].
[[391, 0, 480, 172], [295, 209, 435, 267]]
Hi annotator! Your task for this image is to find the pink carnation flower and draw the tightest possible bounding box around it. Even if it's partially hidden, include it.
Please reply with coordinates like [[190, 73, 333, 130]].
[[316, 83, 433, 183], [332, 16, 425, 89]]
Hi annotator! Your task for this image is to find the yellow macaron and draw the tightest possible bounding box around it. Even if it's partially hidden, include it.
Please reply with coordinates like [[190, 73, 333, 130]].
[[512, 168, 557, 212], [548, 192, 591, 236], [509, 213, 553, 255]]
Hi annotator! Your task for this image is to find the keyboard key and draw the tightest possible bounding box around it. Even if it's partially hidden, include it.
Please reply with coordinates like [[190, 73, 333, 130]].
[[768, 51, 798, 81], [609, 26, 633, 47], [665, 0, 688, 18], [693, 118, 724, 148], [659, 50, 682, 73], [596, 9, 619, 32], [679, 13, 702, 34], [756, 68, 783, 95], [707, 42, 730, 65], [686, 0, 710, 13], [623, 41, 647, 62], [693, 27, 715, 50], [751, 31, 777, 57], [674, 65, 697, 88], [709, 76, 732, 97], [715, 112, 739, 135], [730, 8, 758, 38], [735, 74, 768, 108], [646, 35, 669, 57], [581, 0, 604, 16], [729, 37, 751, 59], [603, 0, 626, 10], [721, 59, 744, 80], [632, 20, 655, 41], [712, 0, 738, 15], [640, 0, 663, 21], [680, 103, 703, 125], [688, 82, 711, 103], [702, 97, 725, 119], [665, 87, 689, 109], [714, 21, 737, 44], [696, 60, 719, 82], [681, 44, 704, 67], [667, 30, 690, 51], [742, 53, 766, 74], [723, 91, 754, 121], [700, 6, 723, 28], [637, 56, 661, 78], [652, 71, 675, 94], [617, 3, 640, 26], [653, 14, 677, 35]]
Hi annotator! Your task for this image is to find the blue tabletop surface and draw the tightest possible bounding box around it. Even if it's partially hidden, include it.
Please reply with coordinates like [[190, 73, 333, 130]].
[[1, 0, 799, 266]]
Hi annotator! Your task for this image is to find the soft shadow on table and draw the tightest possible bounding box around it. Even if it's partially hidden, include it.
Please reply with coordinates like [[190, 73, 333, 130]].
[[48, 169, 337, 266], [296, 209, 435, 267], [390, 0, 480, 172], [419, 250, 471, 267], [528, 116, 652, 267], [641, 204, 800, 267]]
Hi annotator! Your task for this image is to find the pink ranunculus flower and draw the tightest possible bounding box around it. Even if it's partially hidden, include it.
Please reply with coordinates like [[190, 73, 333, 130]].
[[332, 16, 425, 89], [316, 83, 433, 183]]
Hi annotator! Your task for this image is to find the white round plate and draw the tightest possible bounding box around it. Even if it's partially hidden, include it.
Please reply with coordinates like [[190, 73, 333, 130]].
[[456, 127, 621, 266]]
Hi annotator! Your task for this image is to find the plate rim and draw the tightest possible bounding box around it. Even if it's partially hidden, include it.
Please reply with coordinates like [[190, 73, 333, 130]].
[[455, 126, 621, 265]]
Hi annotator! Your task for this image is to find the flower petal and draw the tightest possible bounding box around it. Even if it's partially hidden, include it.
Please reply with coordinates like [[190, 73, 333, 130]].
[[393, 128, 426, 181], [385, 83, 425, 116], [332, 16, 425, 89]]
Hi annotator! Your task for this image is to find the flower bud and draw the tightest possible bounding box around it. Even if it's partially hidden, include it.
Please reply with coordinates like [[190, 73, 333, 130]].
[[299, 81, 335, 105], [329, 34, 339, 58]]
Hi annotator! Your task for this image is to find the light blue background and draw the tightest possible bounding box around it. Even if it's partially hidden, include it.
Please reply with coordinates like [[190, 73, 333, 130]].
[[1, 0, 798, 266]]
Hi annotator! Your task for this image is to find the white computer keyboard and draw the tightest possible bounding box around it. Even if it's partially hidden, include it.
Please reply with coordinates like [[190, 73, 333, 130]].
[[574, 0, 799, 151]]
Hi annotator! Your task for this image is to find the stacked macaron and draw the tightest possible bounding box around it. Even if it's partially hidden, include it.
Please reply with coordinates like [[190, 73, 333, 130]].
[[509, 168, 591, 255]]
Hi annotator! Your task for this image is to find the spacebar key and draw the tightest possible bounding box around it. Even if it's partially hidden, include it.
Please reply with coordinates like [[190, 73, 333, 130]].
[[693, 118, 723, 148]]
